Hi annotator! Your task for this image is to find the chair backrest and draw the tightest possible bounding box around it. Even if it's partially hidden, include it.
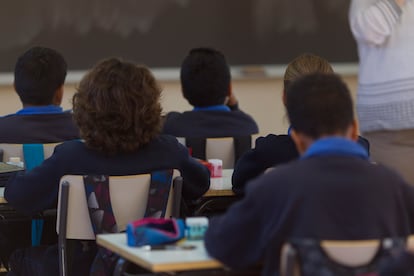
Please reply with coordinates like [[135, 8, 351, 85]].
[[407, 235, 414, 251], [56, 170, 182, 276], [56, 170, 182, 240], [0, 143, 61, 246], [280, 238, 407, 276], [0, 143, 60, 169], [178, 136, 252, 169]]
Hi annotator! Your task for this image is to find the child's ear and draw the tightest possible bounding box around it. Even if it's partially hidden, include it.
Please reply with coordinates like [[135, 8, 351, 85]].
[[348, 119, 358, 141], [290, 129, 308, 155], [53, 85, 64, 106]]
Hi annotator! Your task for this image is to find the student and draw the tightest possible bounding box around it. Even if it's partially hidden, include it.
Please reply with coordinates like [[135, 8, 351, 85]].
[[0, 46, 79, 271], [5, 58, 210, 275], [162, 47, 258, 138], [232, 53, 369, 195], [0, 46, 79, 143], [204, 73, 414, 275]]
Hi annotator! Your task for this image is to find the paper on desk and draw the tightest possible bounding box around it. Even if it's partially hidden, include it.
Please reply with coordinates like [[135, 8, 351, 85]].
[[209, 177, 224, 190]]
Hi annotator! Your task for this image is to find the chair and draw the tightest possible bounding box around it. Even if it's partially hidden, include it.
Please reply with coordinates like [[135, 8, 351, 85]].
[[56, 170, 183, 276], [0, 142, 61, 246], [280, 238, 408, 276], [177, 136, 252, 169], [176, 137, 250, 216], [0, 143, 59, 167]]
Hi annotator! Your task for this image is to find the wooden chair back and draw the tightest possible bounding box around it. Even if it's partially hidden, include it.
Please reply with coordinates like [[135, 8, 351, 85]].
[[177, 136, 252, 169], [56, 170, 182, 275], [280, 237, 409, 276]]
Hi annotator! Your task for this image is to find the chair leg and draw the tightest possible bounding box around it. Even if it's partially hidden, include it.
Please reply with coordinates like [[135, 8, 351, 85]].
[[113, 258, 127, 276], [285, 245, 297, 276]]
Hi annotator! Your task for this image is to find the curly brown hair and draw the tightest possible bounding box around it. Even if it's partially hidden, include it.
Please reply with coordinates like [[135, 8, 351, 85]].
[[73, 58, 162, 155]]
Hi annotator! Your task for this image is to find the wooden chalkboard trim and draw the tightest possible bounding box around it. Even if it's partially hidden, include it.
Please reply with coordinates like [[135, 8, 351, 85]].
[[0, 63, 359, 85]]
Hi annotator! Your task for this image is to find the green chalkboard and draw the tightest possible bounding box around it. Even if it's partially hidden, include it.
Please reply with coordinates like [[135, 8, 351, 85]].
[[0, 0, 357, 72]]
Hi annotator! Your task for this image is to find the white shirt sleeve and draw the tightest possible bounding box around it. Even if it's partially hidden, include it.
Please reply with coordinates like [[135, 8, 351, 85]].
[[349, 0, 403, 45]]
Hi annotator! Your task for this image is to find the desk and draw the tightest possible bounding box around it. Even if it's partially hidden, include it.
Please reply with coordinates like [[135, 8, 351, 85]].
[[97, 233, 224, 272], [195, 170, 238, 216], [0, 187, 6, 204]]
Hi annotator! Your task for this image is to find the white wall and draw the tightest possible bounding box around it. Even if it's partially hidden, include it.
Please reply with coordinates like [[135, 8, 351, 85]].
[[0, 75, 358, 137]]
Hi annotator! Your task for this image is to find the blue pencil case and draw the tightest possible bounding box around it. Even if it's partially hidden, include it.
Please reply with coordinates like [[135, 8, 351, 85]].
[[126, 218, 185, 247]]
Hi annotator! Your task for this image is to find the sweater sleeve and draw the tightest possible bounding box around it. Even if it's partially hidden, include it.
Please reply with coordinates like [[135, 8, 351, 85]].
[[177, 143, 210, 200], [232, 136, 273, 195], [232, 135, 298, 195], [4, 147, 65, 215], [205, 171, 292, 270], [349, 0, 403, 45], [204, 184, 271, 269]]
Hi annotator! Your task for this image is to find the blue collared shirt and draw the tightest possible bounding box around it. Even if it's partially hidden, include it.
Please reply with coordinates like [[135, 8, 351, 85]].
[[302, 137, 369, 160], [192, 105, 231, 112], [15, 105, 64, 115]]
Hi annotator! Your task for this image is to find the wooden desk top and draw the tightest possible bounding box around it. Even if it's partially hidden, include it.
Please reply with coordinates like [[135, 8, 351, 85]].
[[204, 189, 235, 197], [97, 233, 223, 272], [0, 187, 6, 204]]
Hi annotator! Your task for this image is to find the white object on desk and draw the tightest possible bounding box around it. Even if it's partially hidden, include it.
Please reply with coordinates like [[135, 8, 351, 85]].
[[0, 187, 6, 204], [7, 157, 24, 168], [185, 217, 209, 241], [209, 169, 232, 191], [97, 233, 223, 272]]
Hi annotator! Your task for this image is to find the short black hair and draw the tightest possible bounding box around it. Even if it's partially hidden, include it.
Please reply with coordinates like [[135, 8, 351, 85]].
[[14, 46, 67, 105], [180, 47, 231, 107], [286, 73, 354, 139]]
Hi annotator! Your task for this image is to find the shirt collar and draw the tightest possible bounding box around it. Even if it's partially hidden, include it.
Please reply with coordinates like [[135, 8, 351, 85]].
[[301, 137, 369, 160], [193, 105, 231, 112], [287, 126, 293, 136], [15, 105, 64, 115]]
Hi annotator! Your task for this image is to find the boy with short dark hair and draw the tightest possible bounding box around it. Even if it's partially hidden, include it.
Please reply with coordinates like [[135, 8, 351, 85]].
[[0, 46, 79, 271], [0, 46, 79, 143], [162, 47, 258, 138], [205, 73, 414, 275]]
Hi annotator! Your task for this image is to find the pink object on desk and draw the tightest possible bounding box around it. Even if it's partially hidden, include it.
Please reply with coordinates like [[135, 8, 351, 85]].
[[207, 159, 223, 189], [207, 159, 222, 178]]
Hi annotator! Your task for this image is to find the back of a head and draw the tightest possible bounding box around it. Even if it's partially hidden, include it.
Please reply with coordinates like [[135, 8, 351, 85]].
[[180, 47, 231, 107], [286, 73, 354, 139], [284, 53, 333, 91], [73, 58, 162, 155], [14, 46, 67, 105]]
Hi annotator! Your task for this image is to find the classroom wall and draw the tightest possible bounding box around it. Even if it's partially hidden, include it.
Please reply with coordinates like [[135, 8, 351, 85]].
[[0, 75, 358, 137]]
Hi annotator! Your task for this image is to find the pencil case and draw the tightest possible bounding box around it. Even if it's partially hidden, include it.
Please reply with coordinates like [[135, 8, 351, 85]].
[[126, 218, 185, 247]]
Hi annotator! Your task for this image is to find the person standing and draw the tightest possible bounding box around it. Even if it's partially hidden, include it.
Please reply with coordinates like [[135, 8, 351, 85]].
[[349, 0, 414, 184]]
